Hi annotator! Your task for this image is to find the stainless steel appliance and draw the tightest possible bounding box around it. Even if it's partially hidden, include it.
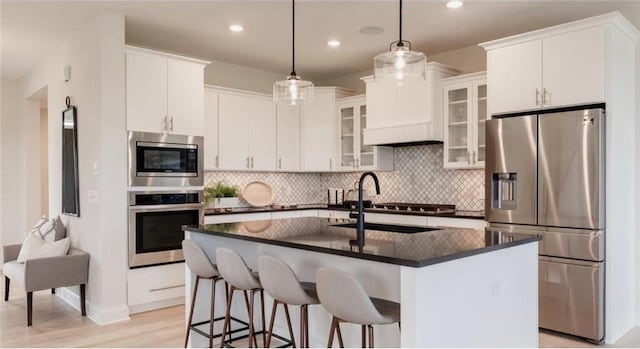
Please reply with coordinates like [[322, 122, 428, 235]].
[[485, 106, 605, 342], [128, 131, 204, 187], [128, 191, 203, 268]]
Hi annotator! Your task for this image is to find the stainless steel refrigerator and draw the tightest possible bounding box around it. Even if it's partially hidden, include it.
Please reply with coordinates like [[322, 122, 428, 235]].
[[485, 106, 605, 342]]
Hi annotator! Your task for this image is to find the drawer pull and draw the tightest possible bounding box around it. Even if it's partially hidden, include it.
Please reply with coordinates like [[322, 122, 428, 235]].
[[149, 284, 185, 292]]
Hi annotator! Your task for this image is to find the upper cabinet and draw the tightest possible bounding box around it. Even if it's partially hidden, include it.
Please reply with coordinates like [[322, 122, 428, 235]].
[[277, 104, 301, 171], [216, 90, 276, 171], [203, 88, 219, 170], [125, 46, 209, 136], [480, 14, 636, 115], [362, 63, 460, 145], [337, 95, 393, 171], [301, 88, 351, 172], [442, 72, 487, 169]]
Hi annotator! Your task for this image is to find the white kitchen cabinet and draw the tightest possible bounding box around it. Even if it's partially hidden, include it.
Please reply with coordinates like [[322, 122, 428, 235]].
[[301, 87, 352, 172], [482, 22, 608, 115], [276, 104, 301, 171], [362, 63, 460, 145], [337, 95, 393, 171], [128, 262, 185, 313], [125, 46, 209, 135], [203, 88, 219, 170], [217, 90, 276, 171], [442, 72, 487, 169]]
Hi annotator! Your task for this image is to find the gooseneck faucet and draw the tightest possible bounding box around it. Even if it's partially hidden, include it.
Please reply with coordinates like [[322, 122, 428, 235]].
[[349, 172, 381, 249]]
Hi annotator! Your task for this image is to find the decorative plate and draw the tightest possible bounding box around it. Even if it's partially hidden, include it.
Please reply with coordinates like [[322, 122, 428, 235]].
[[241, 181, 274, 207]]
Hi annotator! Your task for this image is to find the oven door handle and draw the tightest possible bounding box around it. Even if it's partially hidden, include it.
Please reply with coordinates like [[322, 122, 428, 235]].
[[129, 203, 204, 211]]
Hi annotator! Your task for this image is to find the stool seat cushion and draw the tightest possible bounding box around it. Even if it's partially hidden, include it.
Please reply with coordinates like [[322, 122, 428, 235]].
[[316, 266, 400, 326], [216, 248, 261, 290], [182, 240, 219, 279], [258, 255, 319, 306]]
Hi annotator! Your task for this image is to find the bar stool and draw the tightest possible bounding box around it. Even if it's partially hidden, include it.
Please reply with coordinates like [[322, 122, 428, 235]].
[[217, 248, 267, 348], [316, 267, 400, 348], [258, 255, 320, 348], [183, 240, 249, 348]]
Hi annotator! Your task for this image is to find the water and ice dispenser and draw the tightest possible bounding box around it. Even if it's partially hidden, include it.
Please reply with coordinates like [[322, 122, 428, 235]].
[[492, 173, 517, 210]]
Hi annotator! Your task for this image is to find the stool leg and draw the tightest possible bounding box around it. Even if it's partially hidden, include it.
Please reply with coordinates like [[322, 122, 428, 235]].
[[368, 325, 374, 348], [209, 278, 218, 348], [220, 286, 235, 348], [327, 317, 337, 348], [266, 300, 278, 348], [260, 289, 266, 347], [283, 304, 296, 348], [185, 276, 201, 348], [247, 290, 257, 348], [335, 320, 344, 348], [361, 325, 366, 348]]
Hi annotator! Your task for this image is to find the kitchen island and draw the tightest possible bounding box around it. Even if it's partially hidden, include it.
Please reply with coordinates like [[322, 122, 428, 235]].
[[184, 217, 539, 347]]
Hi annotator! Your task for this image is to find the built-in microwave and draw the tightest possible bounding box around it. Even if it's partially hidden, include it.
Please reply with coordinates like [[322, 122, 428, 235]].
[[128, 131, 204, 187]]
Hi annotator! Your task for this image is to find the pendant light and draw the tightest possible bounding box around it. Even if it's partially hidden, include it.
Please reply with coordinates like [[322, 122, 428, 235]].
[[373, 0, 426, 83], [273, 0, 314, 105]]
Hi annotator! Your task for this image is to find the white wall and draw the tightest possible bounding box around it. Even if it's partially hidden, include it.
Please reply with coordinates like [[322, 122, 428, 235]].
[[20, 11, 129, 325], [636, 41, 640, 327], [318, 44, 488, 94], [204, 59, 283, 94]]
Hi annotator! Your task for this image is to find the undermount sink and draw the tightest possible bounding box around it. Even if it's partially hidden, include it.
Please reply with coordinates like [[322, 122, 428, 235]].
[[331, 222, 440, 234]]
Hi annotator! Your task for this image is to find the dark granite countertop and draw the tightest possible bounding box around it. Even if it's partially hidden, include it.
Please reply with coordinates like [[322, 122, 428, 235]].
[[185, 217, 538, 267], [204, 204, 485, 220]]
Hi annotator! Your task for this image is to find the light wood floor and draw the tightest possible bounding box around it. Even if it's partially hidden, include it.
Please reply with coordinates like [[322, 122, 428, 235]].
[[2, 271, 639, 348]]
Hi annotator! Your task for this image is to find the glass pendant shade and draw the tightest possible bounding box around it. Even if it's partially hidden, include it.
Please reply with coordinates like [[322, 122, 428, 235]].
[[374, 43, 426, 83], [274, 74, 314, 105]]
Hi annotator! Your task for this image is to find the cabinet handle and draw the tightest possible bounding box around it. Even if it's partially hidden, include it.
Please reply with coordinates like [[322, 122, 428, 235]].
[[170, 117, 174, 131], [278, 158, 282, 169], [543, 88, 549, 105], [535, 89, 540, 106], [329, 158, 333, 169], [356, 158, 360, 168], [473, 151, 477, 164], [353, 157, 356, 169], [149, 284, 185, 292], [163, 116, 168, 132], [215, 155, 219, 168], [468, 151, 471, 164], [250, 157, 254, 168], [246, 157, 250, 168]]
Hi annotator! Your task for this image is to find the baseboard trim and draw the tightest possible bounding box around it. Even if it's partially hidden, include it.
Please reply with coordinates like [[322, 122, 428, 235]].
[[129, 296, 184, 314], [56, 287, 130, 325]]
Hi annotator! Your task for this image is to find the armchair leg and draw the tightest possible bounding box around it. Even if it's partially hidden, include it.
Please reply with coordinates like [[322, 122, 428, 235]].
[[27, 291, 33, 326], [51, 288, 55, 294], [4, 277, 9, 301], [80, 284, 86, 316]]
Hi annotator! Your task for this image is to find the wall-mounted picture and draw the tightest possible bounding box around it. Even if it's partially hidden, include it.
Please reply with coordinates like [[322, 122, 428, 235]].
[[62, 99, 79, 216]]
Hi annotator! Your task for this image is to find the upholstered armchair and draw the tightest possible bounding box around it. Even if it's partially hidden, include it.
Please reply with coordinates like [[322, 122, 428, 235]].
[[3, 244, 90, 326]]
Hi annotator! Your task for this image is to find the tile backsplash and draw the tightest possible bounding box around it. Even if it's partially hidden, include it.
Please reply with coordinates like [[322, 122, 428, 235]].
[[205, 145, 485, 211]]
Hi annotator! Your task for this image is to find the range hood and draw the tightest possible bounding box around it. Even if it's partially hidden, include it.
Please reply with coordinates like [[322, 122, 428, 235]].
[[361, 62, 460, 146]]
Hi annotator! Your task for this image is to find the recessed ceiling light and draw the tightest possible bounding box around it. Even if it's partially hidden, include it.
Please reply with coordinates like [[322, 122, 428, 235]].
[[327, 40, 341, 47], [359, 26, 385, 35], [229, 24, 244, 32], [446, 0, 463, 9]]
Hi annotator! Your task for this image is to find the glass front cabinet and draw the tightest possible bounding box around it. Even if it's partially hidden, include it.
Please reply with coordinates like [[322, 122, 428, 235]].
[[442, 72, 487, 169], [337, 95, 393, 171]]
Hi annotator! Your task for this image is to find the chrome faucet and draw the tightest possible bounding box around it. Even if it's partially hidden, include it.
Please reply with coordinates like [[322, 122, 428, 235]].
[[349, 172, 381, 250]]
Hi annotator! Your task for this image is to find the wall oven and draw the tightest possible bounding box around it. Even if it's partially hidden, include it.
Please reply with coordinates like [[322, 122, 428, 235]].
[[128, 131, 204, 187], [128, 191, 203, 268]]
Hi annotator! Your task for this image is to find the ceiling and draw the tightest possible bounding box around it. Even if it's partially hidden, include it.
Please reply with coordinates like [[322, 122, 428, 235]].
[[2, 1, 640, 81]]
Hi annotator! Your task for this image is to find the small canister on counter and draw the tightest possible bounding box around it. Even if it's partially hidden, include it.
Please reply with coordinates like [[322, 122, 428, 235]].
[[327, 189, 344, 207]]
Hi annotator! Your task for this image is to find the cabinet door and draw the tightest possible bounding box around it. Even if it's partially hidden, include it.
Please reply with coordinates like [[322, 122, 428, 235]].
[[338, 103, 356, 169], [126, 52, 167, 133], [302, 91, 335, 171], [167, 58, 205, 136], [357, 103, 376, 168], [218, 93, 250, 170], [487, 40, 542, 115], [203, 89, 219, 170], [473, 81, 488, 167], [444, 83, 473, 168], [276, 104, 301, 171], [248, 98, 277, 171], [542, 27, 605, 108]]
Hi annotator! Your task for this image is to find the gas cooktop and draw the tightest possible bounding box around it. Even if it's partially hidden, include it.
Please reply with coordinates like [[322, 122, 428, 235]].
[[371, 202, 456, 214]]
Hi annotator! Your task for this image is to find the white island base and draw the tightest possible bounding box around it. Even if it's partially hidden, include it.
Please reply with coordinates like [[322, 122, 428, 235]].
[[185, 230, 538, 348]]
